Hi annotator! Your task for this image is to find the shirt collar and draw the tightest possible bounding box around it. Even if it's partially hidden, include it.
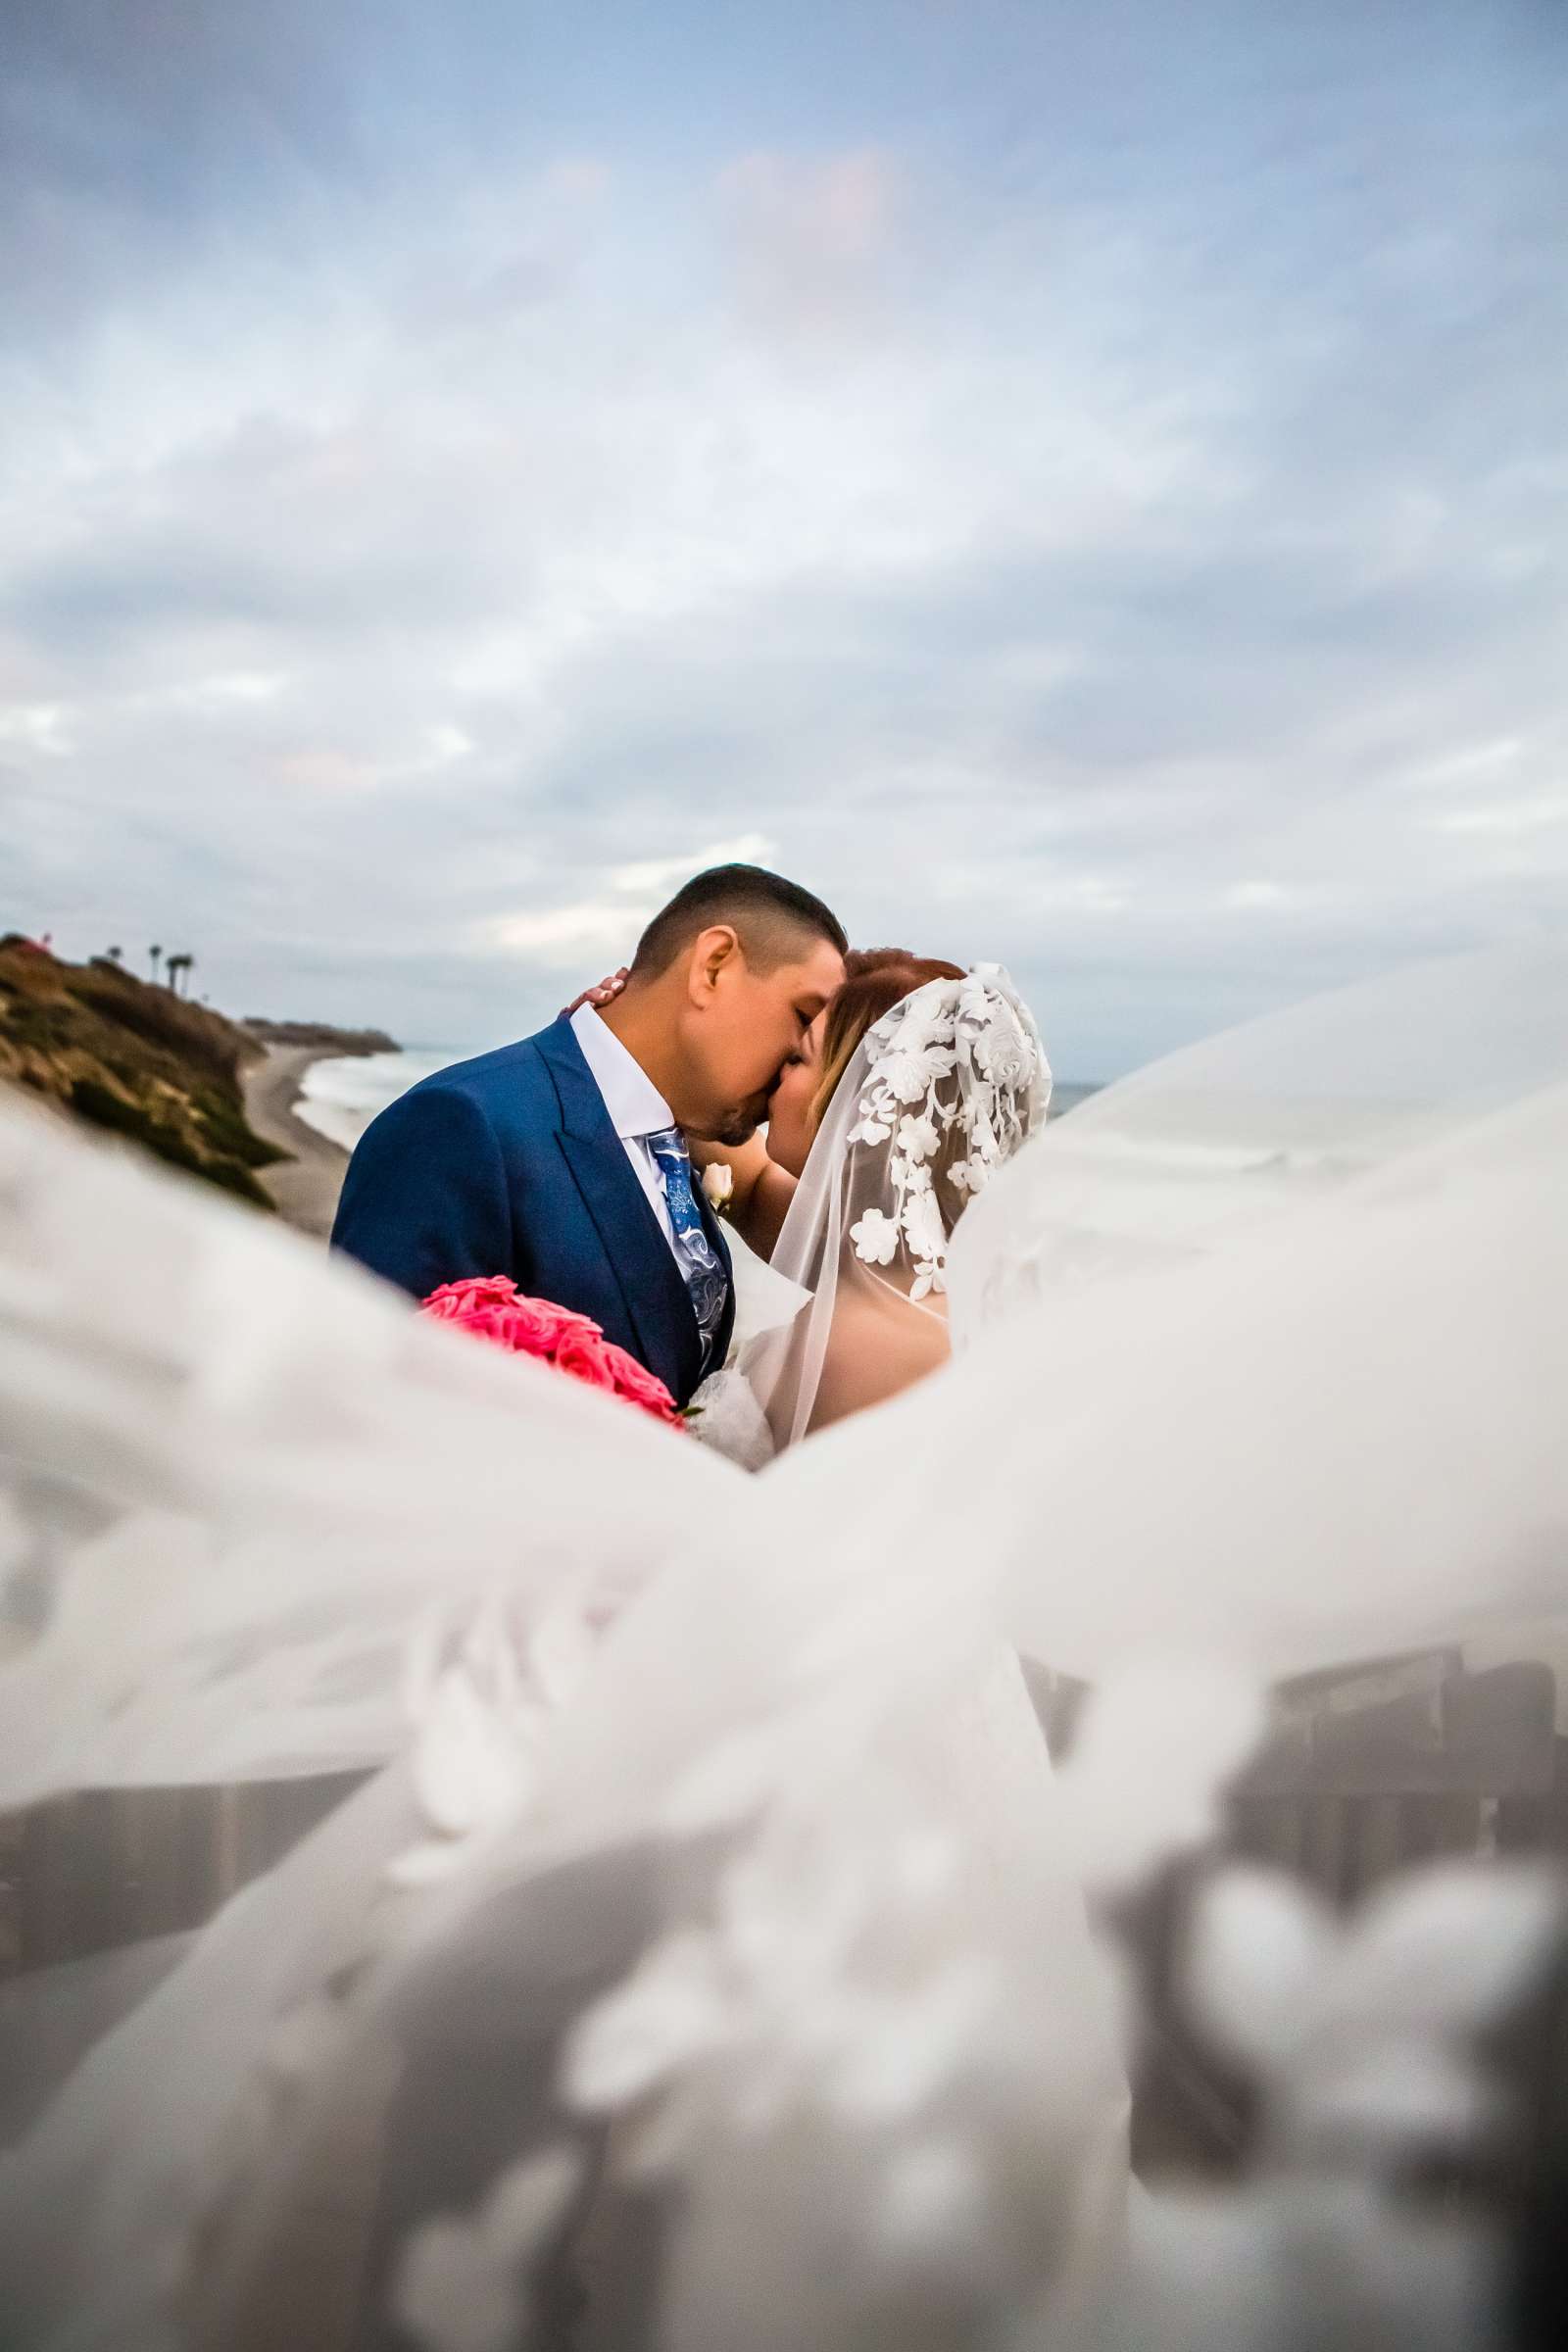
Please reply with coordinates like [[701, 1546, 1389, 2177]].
[[569, 1004, 674, 1142]]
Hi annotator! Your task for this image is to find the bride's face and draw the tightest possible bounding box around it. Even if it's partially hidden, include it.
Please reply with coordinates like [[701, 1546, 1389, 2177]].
[[766, 1006, 828, 1176]]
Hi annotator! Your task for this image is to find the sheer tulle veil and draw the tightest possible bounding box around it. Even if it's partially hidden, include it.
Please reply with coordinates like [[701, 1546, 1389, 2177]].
[[745, 965, 1051, 1446], [779, 942, 1568, 1692], [0, 944, 1564, 2352]]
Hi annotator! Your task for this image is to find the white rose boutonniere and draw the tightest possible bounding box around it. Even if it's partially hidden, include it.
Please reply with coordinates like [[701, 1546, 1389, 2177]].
[[700, 1162, 734, 1219]]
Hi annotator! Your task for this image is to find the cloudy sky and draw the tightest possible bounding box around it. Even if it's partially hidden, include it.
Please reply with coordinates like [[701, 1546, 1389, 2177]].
[[3, 0, 1564, 1075]]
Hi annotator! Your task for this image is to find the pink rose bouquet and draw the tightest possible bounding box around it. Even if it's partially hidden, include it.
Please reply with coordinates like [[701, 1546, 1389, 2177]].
[[419, 1276, 684, 1430]]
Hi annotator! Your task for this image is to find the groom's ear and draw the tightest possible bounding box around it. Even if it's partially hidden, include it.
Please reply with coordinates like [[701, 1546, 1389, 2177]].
[[686, 924, 742, 1004]]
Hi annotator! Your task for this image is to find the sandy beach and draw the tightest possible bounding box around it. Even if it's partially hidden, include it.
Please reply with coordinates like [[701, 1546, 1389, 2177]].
[[242, 1046, 350, 1239]]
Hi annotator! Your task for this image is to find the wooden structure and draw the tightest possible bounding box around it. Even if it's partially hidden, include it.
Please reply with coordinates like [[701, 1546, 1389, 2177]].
[[4, 1650, 1564, 2177], [1109, 1647, 1567, 2174], [1, 1775, 367, 1979], [1232, 1648, 1562, 1896]]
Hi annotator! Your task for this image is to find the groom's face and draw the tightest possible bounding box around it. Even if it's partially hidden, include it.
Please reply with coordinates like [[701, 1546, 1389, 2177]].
[[684, 932, 844, 1144]]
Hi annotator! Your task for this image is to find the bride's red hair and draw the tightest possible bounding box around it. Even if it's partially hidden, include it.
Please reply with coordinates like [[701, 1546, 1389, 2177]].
[[809, 948, 965, 1133]]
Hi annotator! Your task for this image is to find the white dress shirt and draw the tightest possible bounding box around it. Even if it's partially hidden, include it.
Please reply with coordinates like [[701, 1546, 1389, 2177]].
[[568, 1004, 681, 1257]]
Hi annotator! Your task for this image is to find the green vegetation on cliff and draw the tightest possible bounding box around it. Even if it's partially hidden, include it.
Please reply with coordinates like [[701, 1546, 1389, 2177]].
[[244, 1017, 399, 1054], [0, 937, 284, 1207]]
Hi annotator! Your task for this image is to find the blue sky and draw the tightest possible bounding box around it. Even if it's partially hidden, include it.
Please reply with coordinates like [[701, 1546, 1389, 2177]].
[[2, 0, 1564, 1075]]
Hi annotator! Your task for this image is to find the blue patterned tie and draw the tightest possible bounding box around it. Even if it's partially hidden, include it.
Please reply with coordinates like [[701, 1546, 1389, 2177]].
[[646, 1128, 728, 1373]]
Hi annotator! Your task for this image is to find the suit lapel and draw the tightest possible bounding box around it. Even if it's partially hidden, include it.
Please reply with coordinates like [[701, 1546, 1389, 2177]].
[[535, 1017, 703, 1396]]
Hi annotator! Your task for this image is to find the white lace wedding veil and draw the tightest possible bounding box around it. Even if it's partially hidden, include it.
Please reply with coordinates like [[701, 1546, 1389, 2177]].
[[745, 965, 1051, 1446], [0, 943, 1564, 2352]]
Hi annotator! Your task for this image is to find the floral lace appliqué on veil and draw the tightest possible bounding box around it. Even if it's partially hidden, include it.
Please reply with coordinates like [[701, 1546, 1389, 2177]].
[[849, 968, 1050, 1300]]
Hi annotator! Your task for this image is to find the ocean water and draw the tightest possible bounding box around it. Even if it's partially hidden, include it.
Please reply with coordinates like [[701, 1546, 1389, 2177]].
[[1050, 1082, 1100, 1119], [298, 1050, 1102, 1154], [295, 1049, 471, 1152]]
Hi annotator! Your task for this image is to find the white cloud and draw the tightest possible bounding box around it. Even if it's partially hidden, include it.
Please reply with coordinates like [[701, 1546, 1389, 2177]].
[[424, 723, 476, 764], [1410, 737, 1524, 789], [1433, 795, 1568, 837], [0, 703, 74, 756], [125, 671, 293, 715], [485, 836, 785, 971], [483, 900, 653, 967], [274, 749, 385, 797], [194, 670, 290, 705], [717, 147, 903, 334], [612, 834, 780, 894]]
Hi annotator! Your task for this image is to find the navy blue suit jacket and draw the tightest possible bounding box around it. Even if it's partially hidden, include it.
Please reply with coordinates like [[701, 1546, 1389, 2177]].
[[330, 1017, 734, 1410]]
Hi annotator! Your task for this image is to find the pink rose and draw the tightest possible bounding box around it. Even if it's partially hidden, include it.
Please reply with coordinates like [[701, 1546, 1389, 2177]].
[[494, 1295, 596, 1353], [420, 1273, 522, 1323], [605, 1349, 687, 1426], [417, 1277, 683, 1431], [550, 1323, 617, 1386], [511, 1296, 601, 1349]]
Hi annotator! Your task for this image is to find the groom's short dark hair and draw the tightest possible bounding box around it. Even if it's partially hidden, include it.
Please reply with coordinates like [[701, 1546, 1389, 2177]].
[[631, 864, 848, 977]]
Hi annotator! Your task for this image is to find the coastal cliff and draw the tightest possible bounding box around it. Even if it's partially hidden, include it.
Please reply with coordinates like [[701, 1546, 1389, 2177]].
[[244, 1017, 398, 1054], [0, 937, 394, 1213]]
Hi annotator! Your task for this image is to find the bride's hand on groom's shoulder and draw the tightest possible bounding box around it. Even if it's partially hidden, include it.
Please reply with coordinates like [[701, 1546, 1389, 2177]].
[[560, 967, 629, 1018]]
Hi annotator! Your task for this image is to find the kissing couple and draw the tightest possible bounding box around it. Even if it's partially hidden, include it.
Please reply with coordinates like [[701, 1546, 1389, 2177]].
[[331, 862, 1051, 1464]]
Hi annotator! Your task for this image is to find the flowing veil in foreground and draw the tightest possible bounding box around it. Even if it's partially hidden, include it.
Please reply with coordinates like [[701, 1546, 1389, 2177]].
[[0, 946, 1564, 2350]]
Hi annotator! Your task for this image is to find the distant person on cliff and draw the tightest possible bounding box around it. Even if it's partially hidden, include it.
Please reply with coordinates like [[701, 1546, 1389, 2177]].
[[329, 865, 847, 1411]]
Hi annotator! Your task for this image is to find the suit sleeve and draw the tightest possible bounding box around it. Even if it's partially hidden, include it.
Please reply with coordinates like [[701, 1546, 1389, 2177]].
[[330, 1085, 514, 1301]]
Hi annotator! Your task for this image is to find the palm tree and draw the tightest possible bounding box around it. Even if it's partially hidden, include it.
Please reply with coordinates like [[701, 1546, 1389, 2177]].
[[105, 945, 122, 964], [167, 952, 195, 997], [149, 944, 163, 986]]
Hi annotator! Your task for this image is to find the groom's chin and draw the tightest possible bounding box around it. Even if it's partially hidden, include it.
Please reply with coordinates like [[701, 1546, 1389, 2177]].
[[705, 1104, 765, 1149]]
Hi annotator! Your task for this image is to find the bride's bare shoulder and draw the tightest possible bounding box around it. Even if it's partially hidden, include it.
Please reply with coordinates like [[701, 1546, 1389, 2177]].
[[808, 1285, 951, 1434]]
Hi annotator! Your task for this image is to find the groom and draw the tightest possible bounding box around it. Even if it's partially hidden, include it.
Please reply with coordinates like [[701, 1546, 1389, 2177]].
[[330, 864, 847, 1408]]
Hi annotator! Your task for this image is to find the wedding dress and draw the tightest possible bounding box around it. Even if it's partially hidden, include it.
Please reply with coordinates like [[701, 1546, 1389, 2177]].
[[0, 944, 1563, 2351], [680, 1230, 804, 1472]]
